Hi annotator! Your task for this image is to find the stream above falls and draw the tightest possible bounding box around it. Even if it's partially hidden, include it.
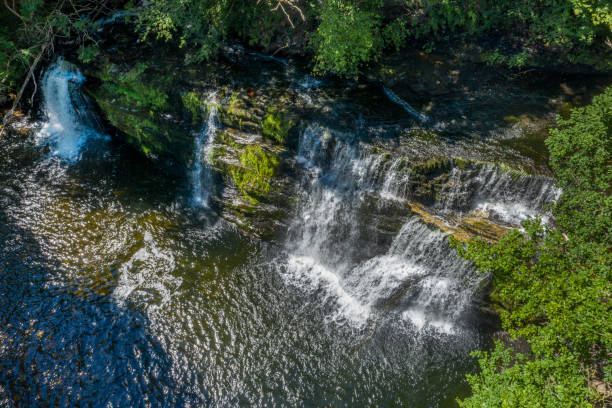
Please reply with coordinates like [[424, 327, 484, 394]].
[[0, 43, 609, 407]]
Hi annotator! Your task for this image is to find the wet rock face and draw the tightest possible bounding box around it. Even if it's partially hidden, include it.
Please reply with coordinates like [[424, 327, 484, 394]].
[[80, 38, 307, 237], [76, 26, 606, 240], [371, 46, 610, 144]]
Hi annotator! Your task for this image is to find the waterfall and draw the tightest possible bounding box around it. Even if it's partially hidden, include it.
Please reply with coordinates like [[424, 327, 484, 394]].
[[36, 58, 101, 161], [461, 166, 560, 224], [379, 158, 560, 225], [282, 124, 481, 331], [380, 158, 412, 201], [191, 93, 219, 207]]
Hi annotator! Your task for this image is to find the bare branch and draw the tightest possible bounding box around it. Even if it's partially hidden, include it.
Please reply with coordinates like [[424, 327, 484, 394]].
[[1, 42, 49, 137], [269, 0, 305, 28]]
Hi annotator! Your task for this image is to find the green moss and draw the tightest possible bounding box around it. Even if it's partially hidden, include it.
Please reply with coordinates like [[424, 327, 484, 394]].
[[86, 61, 199, 161], [231, 146, 280, 203], [210, 145, 227, 165], [454, 157, 469, 170], [370, 145, 386, 155], [93, 95, 164, 157], [261, 109, 294, 144], [503, 115, 521, 124], [412, 158, 452, 176], [98, 62, 168, 112], [218, 92, 261, 132], [228, 92, 241, 111], [218, 130, 240, 149], [409, 129, 442, 144]]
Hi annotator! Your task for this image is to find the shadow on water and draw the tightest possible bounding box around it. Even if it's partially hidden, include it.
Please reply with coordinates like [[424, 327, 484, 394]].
[[0, 132, 211, 407]]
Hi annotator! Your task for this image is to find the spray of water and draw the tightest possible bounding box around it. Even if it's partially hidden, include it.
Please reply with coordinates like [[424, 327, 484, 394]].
[[282, 124, 482, 332], [36, 58, 101, 161], [379, 158, 560, 226], [191, 92, 219, 207]]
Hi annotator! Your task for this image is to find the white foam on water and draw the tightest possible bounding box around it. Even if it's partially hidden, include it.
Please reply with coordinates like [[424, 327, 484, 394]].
[[474, 201, 540, 224], [112, 231, 181, 310], [402, 309, 455, 335], [378, 156, 560, 226], [286, 255, 371, 325], [282, 124, 483, 332]]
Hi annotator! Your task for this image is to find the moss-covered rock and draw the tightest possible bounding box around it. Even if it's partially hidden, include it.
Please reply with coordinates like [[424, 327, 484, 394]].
[[218, 91, 262, 133], [209, 126, 295, 238], [261, 108, 294, 144], [85, 60, 193, 162], [231, 145, 280, 203]]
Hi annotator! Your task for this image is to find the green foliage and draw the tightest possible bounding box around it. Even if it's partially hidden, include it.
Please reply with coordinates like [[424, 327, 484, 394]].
[[2, 0, 611, 101], [396, 0, 611, 68], [0, 10, 33, 103], [461, 342, 595, 408], [261, 109, 293, 144], [133, 0, 611, 78], [453, 87, 612, 407], [77, 45, 100, 64], [311, 0, 382, 78], [138, 0, 235, 63], [482, 50, 530, 69], [138, 0, 297, 64], [99, 62, 168, 112], [0, 1, 106, 105], [231, 146, 280, 202], [182, 91, 204, 123], [547, 87, 612, 246]]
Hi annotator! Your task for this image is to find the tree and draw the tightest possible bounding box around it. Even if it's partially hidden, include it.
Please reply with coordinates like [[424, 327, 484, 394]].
[[452, 87, 612, 407]]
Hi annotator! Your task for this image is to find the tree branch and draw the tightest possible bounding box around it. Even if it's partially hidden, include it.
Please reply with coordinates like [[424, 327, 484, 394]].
[[0, 42, 48, 137]]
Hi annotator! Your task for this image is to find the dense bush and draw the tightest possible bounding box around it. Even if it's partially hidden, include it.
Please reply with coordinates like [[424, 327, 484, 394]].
[[452, 87, 612, 407], [135, 0, 612, 77], [310, 0, 382, 77], [1, 0, 611, 96]]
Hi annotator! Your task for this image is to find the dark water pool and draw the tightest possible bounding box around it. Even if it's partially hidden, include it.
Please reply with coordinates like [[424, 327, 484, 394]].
[[0, 116, 490, 407]]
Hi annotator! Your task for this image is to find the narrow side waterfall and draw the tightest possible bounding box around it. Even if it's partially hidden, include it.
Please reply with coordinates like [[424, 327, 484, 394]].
[[283, 124, 482, 330], [382, 86, 429, 122], [37, 58, 101, 160], [460, 166, 560, 224], [380, 158, 560, 225], [191, 93, 219, 207]]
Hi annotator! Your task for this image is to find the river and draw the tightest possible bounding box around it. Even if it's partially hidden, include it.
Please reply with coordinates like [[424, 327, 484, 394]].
[[0, 51, 604, 406]]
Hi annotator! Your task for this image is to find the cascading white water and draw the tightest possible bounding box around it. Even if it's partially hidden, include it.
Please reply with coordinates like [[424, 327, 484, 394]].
[[289, 124, 384, 269], [283, 123, 482, 331], [380, 157, 412, 201], [466, 166, 560, 224], [428, 164, 561, 225], [37, 58, 101, 161], [191, 93, 219, 207], [379, 157, 560, 225]]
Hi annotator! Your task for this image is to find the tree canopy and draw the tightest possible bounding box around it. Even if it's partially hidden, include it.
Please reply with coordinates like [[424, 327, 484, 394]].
[[136, 0, 612, 77]]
